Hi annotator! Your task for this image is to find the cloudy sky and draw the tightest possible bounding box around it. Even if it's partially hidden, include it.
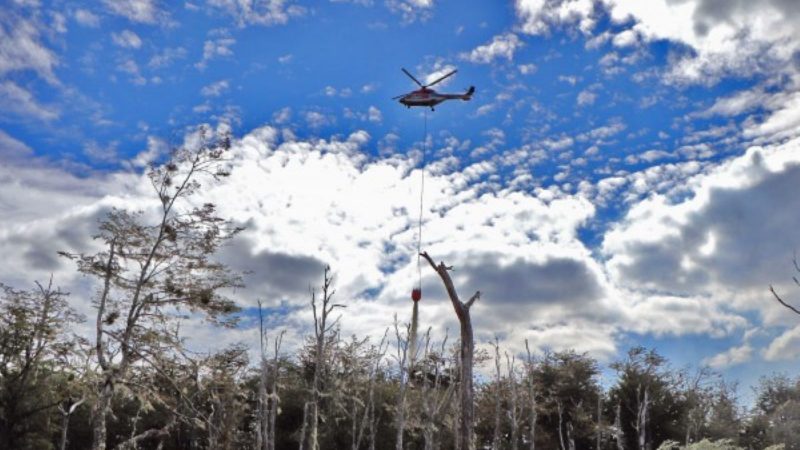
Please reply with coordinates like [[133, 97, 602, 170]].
[[3, 0, 800, 393]]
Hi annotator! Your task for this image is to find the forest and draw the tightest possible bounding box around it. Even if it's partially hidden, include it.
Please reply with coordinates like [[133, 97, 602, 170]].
[[2, 133, 798, 450]]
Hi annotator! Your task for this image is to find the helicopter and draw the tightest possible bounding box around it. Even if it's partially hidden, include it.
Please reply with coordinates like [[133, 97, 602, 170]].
[[393, 68, 475, 111]]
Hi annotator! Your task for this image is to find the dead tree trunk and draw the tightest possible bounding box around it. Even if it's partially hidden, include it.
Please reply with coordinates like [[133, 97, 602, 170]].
[[614, 402, 624, 450], [59, 397, 85, 450], [596, 392, 602, 450], [421, 330, 455, 450], [506, 352, 520, 450], [421, 252, 480, 450], [304, 266, 343, 450], [257, 302, 268, 450], [355, 330, 388, 450], [557, 399, 566, 450], [492, 338, 502, 450], [524, 340, 537, 450], [268, 331, 284, 450], [393, 316, 410, 450], [635, 386, 650, 450], [566, 421, 576, 450]]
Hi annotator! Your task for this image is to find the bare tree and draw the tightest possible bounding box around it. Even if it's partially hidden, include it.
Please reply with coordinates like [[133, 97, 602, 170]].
[[300, 266, 343, 450], [524, 340, 538, 450], [60, 127, 243, 450], [417, 329, 455, 450], [492, 337, 503, 450], [268, 331, 285, 450], [393, 315, 412, 450], [420, 251, 480, 450], [257, 301, 284, 450], [353, 329, 388, 450], [507, 352, 520, 450]]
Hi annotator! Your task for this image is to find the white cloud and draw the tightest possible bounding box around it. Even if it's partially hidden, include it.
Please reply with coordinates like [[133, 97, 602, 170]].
[[743, 91, 800, 142], [148, 47, 187, 68], [518, 63, 537, 75], [558, 75, 579, 85], [0, 124, 627, 359], [577, 89, 597, 106], [196, 37, 236, 70], [305, 111, 333, 128], [764, 325, 800, 361], [126, 136, 168, 169], [603, 136, 800, 330], [272, 106, 292, 124], [612, 29, 638, 47], [367, 106, 382, 123], [0, 129, 33, 161], [422, 63, 457, 87], [102, 0, 163, 24], [0, 14, 59, 84], [515, 0, 596, 36], [461, 33, 522, 64], [5, 121, 799, 364], [207, 0, 305, 27], [612, 0, 800, 84], [117, 59, 146, 85], [386, 0, 435, 23], [73, 9, 100, 27], [0, 81, 59, 120], [112, 30, 143, 49], [200, 79, 230, 97], [515, 1, 800, 84], [704, 343, 753, 368]]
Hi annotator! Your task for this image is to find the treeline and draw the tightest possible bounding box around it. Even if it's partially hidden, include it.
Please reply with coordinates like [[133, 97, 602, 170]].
[[1, 130, 798, 450], [2, 278, 799, 449]]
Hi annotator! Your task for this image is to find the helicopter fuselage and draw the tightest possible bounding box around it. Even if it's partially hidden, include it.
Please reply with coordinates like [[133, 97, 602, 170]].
[[398, 87, 474, 109]]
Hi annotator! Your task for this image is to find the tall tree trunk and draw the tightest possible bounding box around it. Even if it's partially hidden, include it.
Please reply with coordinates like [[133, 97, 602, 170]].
[[525, 339, 537, 450], [597, 393, 602, 450], [557, 399, 566, 450], [614, 402, 624, 450], [394, 317, 410, 450], [492, 339, 502, 450], [268, 333, 283, 450], [59, 397, 85, 450], [636, 386, 649, 450], [91, 379, 113, 450], [307, 267, 341, 450], [299, 402, 309, 450], [421, 252, 479, 450], [507, 353, 519, 450]]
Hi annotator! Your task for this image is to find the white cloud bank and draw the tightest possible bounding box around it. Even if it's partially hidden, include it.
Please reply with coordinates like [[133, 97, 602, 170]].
[[515, 0, 800, 85], [3, 124, 800, 363]]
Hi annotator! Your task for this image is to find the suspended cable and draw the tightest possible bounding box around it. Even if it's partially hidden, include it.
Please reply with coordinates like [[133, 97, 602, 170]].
[[409, 110, 427, 364], [416, 110, 427, 291]]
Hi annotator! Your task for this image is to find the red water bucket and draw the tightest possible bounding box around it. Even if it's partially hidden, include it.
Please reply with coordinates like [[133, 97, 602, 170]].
[[411, 288, 422, 302]]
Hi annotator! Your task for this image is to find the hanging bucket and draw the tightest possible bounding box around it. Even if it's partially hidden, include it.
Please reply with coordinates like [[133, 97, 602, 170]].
[[411, 288, 422, 302]]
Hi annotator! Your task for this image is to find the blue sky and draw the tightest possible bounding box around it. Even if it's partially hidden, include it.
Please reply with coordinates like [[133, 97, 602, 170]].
[[3, 0, 800, 403]]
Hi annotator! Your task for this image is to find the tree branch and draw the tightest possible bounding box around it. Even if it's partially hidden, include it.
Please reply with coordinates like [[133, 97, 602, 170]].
[[769, 285, 800, 316]]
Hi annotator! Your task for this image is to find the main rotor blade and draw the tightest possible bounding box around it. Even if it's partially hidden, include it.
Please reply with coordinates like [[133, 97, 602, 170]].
[[402, 68, 424, 87], [425, 69, 457, 88], [392, 94, 406, 100]]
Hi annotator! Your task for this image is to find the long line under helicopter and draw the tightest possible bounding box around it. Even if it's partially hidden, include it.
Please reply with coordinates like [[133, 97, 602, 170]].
[[395, 67, 475, 361]]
